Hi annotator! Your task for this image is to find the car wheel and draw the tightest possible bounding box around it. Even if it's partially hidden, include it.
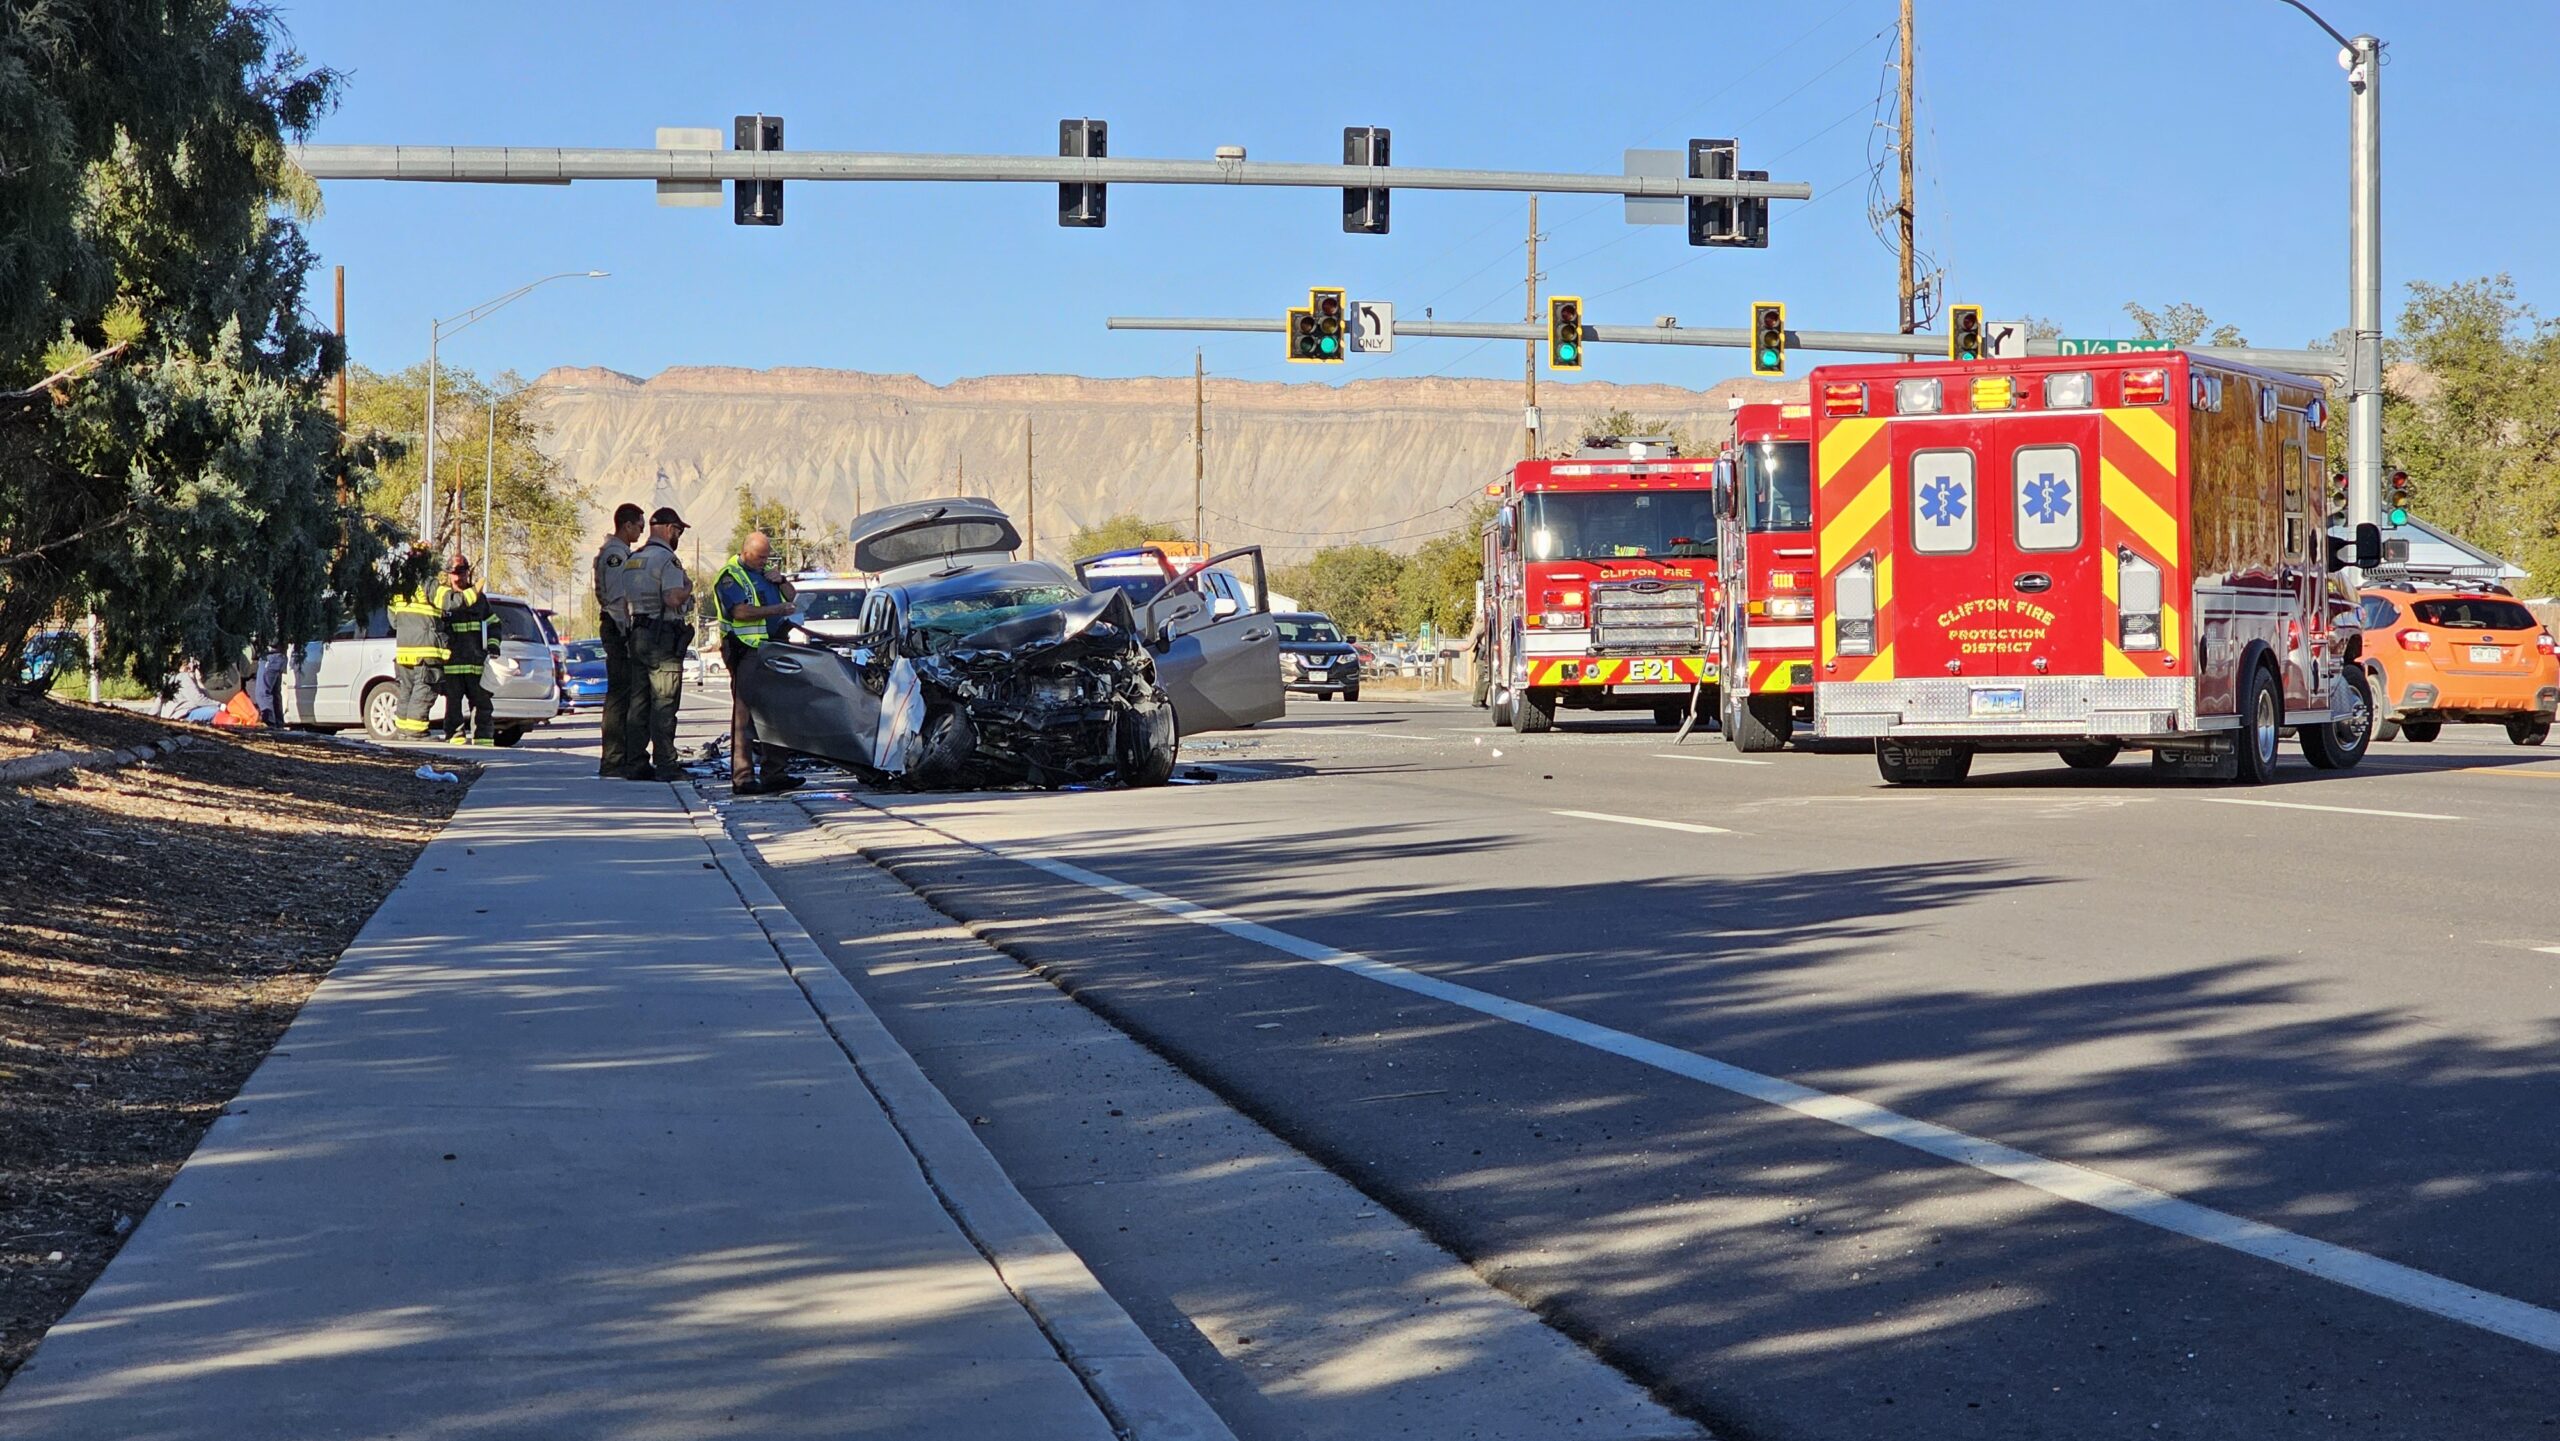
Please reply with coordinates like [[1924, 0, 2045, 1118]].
[[2400, 720, 2441, 743], [2301, 666, 2373, 770], [492, 727, 525, 748], [2059, 743, 2121, 770], [908, 706, 977, 788], [2233, 662, 2283, 784], [1877, 741, 1973, 785], [2507, 716, 2550, 747], [1342, 684, 1359, 702], [1122, 702, 1178, 786], [1512, 686, 1554, 733], [362, 681, 400, 741]]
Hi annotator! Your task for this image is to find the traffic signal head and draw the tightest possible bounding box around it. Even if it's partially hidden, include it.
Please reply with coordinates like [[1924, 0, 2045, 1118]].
[[1948, 306, 1984, 362], [1750, 302, 1786, 377], [1308, 288, 1348, 361], [1287, 307, 1319, 362], [1547, 296, 1584, 371], [2387, 468, 2411, 526]]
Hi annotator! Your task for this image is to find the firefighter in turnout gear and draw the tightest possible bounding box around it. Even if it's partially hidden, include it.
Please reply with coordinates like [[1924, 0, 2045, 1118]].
[[438, 556, 497, 744], [388, 546, 450, 740]]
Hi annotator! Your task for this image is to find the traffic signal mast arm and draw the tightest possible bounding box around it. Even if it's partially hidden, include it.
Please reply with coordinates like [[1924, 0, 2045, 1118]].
[[1107, 314, 2350, 377], [290, 144, 1814, 201]]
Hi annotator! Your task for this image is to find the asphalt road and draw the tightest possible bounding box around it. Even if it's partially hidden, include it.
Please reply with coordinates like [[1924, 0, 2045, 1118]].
[[794, 694, 2560, 1441]]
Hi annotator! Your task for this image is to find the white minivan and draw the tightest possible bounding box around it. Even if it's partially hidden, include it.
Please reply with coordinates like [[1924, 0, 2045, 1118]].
[[283, 595, 562, 744]]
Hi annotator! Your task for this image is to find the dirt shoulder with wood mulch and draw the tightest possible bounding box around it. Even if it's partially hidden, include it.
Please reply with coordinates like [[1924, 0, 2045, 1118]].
[[0, 695, 477, 1386]]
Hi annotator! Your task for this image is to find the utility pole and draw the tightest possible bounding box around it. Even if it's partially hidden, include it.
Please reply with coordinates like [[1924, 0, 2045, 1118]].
[[1193, 349, 1206, 544], [1023, 420, 1036, 560], [1896, 0, 1917, 355], [332, 265, 347, 427], [1522, 197, 1539, 461]]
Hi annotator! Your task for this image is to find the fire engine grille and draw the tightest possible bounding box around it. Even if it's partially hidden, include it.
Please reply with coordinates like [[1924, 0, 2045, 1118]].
[[1590, 579, 1706, 653], [1814, 676, 2194, 739]]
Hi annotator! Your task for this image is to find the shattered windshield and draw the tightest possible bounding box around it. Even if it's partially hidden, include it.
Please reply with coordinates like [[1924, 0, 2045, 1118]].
[[1520, 489, 1718, 560], [907, 584, 1084, 650]]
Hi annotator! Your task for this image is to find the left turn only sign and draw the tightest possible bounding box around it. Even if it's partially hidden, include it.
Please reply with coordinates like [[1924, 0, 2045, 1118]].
[[1352, 301, 1394, 354]]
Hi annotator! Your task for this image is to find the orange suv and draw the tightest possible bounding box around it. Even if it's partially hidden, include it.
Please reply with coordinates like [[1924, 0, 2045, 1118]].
[[2355, 584, 2558, 746]]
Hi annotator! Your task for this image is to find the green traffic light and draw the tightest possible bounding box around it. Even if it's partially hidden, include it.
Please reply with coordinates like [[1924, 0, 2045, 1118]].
[[2389, 505, 2409, 526], [1558, 343, 1578, 363], [1319, 336, 1338, 356], [1758, 348, 1779, 367]]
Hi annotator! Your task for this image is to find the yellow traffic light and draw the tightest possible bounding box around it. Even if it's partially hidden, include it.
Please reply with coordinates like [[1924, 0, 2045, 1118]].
[[1750, 302, 1786, 377], [1547, 296, 1584, 371], [1948, 305, 1984, 362], [1306, 287, 1348, 362]]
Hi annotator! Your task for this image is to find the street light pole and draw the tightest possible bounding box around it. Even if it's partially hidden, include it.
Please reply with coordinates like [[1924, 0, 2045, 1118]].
[[2346, 31, 2384, 534], [2276, 3, 2384, 533], [421, 270, 607, 546]]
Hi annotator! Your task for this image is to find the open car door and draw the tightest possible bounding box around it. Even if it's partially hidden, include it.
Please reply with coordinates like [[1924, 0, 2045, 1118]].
[[737, 635, 884, 771], [1143, 547, 1284, 734]]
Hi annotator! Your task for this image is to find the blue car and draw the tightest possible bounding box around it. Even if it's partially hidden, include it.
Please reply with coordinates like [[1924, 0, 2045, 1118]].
[[559, 639, 610, 712]]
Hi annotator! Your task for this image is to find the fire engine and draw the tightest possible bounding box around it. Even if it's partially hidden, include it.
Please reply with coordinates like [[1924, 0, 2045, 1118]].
[[1481, 438, 1720, 732], [1808, 350, 2380, 784], [1713, 403, 1817, 750]]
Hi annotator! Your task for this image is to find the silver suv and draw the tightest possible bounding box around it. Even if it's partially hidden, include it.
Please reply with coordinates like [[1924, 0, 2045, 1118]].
[[282, 595, 562, 744]]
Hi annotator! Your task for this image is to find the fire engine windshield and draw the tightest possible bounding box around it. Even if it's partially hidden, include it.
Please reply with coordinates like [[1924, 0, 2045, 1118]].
[[1744, 441, 1812, 532], [1519, 489, 1718, 562]]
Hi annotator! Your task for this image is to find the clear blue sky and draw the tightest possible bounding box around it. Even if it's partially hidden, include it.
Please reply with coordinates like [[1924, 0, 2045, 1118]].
[[283, 1, 2559, 391]]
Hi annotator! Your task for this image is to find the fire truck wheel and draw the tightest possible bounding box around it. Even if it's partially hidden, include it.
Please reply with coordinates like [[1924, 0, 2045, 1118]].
[[1652, 703, 1684, 729], [1512, 687, 1555, 733], [1876, 741, 1973, 785], [2234, 662, 2284, 784], [2058, 744, 2121, 770], [1731, 694, 1793, 752], [2510, 717, 2551, 746], [1490, 685, 1513, 727], [2301, 666, 2373, 770], [2399, 720, 2441, 743]]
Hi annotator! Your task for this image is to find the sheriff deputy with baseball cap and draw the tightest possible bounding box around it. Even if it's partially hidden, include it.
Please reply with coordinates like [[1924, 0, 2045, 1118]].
[[619, 506, 694, 781]]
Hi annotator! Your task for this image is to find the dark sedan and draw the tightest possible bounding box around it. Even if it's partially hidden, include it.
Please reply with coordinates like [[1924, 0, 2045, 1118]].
[[1277, 612, 1360, 701]]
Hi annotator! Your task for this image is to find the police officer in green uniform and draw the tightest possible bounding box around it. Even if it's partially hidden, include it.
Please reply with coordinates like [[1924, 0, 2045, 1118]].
[[388, 546, 449, 741], [438, 556, 497, 744], [715, 530, 802, 795], [620, 507, 693, 781], [591, 502, 645, 777]]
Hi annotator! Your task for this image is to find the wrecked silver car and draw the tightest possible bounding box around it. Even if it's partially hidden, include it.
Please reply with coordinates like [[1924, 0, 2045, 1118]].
[[736, 498, 1283, 789]]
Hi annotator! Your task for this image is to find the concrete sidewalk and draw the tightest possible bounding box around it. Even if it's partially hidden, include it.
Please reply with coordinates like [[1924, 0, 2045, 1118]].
[[0, 751, 1215, 1440]]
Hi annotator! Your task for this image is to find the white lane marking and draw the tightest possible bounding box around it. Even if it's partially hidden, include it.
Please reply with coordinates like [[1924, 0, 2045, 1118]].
[[1550, 809, 1732, 835], [857, 800, 2560, 1358], [2197, 797, 2462, 822], [2536, 946, 2560, 957], [1655, 752, 1774, 766]]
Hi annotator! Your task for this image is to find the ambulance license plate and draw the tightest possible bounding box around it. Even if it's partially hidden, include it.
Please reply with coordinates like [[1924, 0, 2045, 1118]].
[[2470, 645, 2503, 663], [1969, 686, 2027, 718]]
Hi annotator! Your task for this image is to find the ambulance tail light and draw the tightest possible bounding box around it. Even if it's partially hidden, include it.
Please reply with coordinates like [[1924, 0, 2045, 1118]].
[[2117, 546, 2163, 651], [1969, 376, 2015, 411], [1893, 378, 1942, 414], [2396, 628, 2431, 651], [2043, 371, 2095, 409], [2123, 368, 2169, 405], [1765, 596, 1814, 619], [1821, 382, 1868, 417], [1833, 554, 1876, 656]]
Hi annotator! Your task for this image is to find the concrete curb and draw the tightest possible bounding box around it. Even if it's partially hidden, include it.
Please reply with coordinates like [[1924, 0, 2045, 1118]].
[[0, 735, 190, 786], [677, 785, 1238, 1441]]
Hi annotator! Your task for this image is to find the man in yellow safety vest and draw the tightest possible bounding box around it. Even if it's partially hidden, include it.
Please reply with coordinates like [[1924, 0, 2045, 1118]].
[[715, 530, 800, 795]]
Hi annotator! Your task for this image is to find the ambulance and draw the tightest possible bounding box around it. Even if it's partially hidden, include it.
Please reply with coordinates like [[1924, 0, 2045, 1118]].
[[1808, 350, 2379, 784]]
